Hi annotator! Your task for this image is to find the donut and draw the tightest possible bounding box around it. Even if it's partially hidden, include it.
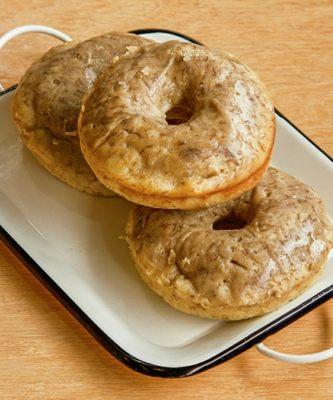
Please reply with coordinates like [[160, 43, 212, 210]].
[[126, 168, 333, 320], [78, 40, 275, 208], [11, 32, 152, 195]]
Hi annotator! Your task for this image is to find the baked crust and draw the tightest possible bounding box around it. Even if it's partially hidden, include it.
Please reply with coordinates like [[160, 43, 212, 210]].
[[89, 149, 272, 208], [11, 32, 152, 195], [79, 41, 275, 208], [126, 168, 333, 320]]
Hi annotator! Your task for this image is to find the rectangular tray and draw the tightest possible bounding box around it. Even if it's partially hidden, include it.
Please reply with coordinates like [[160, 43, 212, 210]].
[[0, 29, 332, 377]]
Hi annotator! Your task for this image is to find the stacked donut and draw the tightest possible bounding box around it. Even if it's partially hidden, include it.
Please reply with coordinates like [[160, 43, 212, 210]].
[[12, 32, 333, 320]]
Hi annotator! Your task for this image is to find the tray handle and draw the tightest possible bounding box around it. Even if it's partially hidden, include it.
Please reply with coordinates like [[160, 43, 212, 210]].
[[0, 25, 72, 90], [256, 341, 333, 364], [2, 24, 333, 366]]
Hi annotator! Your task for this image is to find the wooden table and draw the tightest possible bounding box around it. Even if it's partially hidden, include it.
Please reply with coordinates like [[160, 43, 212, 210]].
[[0, 1, 332, 398]]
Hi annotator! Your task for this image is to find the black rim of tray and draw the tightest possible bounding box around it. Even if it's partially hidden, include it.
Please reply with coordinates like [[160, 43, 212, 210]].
[[0, 28, 332, 378]]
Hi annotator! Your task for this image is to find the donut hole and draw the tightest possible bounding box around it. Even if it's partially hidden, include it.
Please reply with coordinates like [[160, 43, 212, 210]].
[[213, 213, 248, 231], [165, 100, 193, 125]]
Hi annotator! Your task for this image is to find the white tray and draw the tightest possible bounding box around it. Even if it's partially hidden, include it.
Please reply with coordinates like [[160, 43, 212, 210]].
[[0, 29, 332, 377]]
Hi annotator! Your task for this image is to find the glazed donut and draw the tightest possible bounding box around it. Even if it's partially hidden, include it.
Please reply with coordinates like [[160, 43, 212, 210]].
[[78, 40, 275, 209], [126, 168, 333, 320], [11, 32, 152, 195]]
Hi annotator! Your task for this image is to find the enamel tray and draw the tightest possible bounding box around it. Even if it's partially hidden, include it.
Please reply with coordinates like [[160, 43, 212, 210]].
[[0, 29, 332, 377]]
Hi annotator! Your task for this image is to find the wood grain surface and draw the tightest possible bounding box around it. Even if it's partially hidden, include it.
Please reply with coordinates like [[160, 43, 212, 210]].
[[0, 1, 332, 399]]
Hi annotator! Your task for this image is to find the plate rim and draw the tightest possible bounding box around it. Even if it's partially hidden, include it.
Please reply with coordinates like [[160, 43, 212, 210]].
[[1, 28, 332, 378]]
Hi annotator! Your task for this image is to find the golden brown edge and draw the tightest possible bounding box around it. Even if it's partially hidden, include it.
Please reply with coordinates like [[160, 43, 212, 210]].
[[80, 129, 273, 208], [10, 117, 112, 196]]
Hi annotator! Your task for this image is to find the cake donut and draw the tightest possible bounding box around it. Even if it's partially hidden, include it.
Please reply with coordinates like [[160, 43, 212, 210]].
[[78, 40, 275, 208], [126, 168, 333, 320], [11, 32, 152, 195]]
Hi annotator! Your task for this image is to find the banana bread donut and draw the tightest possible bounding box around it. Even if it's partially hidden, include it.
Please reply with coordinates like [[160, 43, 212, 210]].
[[126, 168, 333, 320], [11, 32, 152, 195], [79, 40, 275, 208]]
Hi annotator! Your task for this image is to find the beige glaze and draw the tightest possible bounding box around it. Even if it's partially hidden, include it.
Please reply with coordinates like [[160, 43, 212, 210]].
[[1, 1, 333, 395], [79, 41, 275, 208], [11, 32, 152, 195], [126, 168, 333, 320]]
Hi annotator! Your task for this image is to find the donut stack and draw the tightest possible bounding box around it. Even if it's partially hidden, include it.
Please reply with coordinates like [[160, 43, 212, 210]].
[[12, 32, 333, 320]]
